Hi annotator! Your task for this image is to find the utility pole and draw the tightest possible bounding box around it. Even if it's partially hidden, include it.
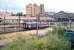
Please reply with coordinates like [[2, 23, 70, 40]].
[[4, 9, 7, 33], [4, 15, 5, 33], [36, 15, 40, 39], [36, 15, 38, 39], [69, 20, 71, 30], [19, 15, 20, 31]]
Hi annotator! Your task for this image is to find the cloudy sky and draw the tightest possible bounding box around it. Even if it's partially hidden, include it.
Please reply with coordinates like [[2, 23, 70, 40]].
[[0, 0, 74, 13]]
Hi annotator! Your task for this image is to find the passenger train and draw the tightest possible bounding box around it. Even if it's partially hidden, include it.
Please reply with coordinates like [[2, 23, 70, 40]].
[[0, 19, 49, 33], [25, 22, 49, 30]]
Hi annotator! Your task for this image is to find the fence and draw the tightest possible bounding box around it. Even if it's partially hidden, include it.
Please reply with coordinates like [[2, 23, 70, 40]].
[[0, 16, 73, 34], [0, 17, 73, 50], [0, 18, 50, 34]]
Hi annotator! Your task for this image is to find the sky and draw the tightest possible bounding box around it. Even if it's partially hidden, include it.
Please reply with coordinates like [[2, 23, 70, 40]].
[[0, 0, 74, 13]]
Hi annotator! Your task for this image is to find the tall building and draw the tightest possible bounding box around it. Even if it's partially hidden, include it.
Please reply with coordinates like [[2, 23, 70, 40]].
[[26, 3, 44, 17], [40, 4, 44, 15]]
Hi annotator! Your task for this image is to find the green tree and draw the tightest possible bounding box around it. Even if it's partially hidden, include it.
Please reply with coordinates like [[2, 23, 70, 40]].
[[16, 12, 23, 16]]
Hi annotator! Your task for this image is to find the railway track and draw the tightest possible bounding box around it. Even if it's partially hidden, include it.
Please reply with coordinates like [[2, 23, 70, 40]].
[[0, 22, 50, 34]]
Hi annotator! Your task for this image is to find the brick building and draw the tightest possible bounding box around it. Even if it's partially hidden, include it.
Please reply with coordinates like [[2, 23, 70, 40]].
[[26, 3, 44, 17]]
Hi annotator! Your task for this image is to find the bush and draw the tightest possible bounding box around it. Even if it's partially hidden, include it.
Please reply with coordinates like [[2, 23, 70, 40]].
[[3, 36, 26, 50], [48, 27, 71, 50], [3, 38, 48, 50]]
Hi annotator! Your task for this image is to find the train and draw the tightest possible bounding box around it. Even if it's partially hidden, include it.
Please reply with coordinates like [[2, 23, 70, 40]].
[[25, 22, 49, 30], [0, 22, 49, 33]]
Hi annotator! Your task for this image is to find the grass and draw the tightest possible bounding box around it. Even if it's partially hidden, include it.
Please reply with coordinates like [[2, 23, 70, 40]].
[[0, 28, 48, 41], [2, 27, 71, 50], [48, 32, 70, 50], [0, 31, 33, 41]]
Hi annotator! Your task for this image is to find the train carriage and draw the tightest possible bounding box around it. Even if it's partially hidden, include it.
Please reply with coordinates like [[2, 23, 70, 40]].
[[25, 22, 49, 30]]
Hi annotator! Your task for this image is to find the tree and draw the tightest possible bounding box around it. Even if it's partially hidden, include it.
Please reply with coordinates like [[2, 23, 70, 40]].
[[16, 12, 23, 16]]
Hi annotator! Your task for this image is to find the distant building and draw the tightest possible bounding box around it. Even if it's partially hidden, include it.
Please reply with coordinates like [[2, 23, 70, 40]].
[[40, 4, 44, 15], [26, 3, 44, 17], [0, 11, 11, 16]]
